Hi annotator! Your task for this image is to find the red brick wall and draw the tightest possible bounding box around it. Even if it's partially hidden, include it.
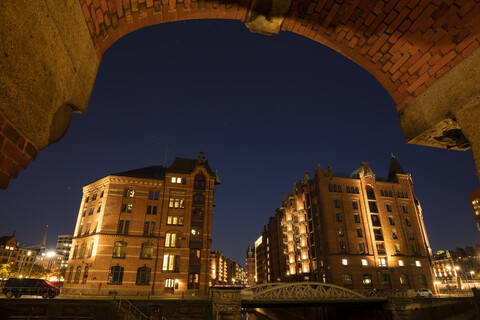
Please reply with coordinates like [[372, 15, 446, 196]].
[[0, 113, 38, 189], [79, 0, 480, 112]]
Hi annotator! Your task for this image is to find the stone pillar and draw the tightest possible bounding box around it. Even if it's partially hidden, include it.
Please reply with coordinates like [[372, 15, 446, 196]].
[[455, 104, 480, 181], [0, 1, 99, 189]]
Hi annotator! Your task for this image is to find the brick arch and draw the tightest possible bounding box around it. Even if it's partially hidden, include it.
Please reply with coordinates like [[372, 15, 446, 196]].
[[82, 0, 480, 112], [2, 0, 480, 189]]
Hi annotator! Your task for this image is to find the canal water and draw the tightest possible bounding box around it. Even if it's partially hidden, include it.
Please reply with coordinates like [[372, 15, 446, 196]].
[[242, 305, 389, 320]]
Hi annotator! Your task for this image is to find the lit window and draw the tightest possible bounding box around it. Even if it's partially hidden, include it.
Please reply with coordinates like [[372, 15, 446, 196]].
[[342, 259, 348, 266], [379, 258, 387, 267], [173, 216, 178, 224], [415, 260, 421, 267], [362, 274, 372, 285], [338, 227, 344, 236], [169, 198, 174, 208], [162, 254, 179, 272], [165, 233, 177, 247], [171, 177, 176, 183], [127, 204, 133, 213], [361, 259, 367, 266], [176, 177, 181, 183], [400, 274, 409, 285], [165, 278, 175, 288], [167, 216, 172, 224]]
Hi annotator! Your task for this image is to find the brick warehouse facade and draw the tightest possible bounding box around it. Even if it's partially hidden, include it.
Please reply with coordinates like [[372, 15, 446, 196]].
[[63, 152, 220, 296], [255, 156, 434, 291], [4, 1, 480, 188]]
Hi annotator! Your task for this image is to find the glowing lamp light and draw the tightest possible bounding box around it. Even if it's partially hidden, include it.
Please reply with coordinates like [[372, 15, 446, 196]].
[[46, 251, 56, 258]]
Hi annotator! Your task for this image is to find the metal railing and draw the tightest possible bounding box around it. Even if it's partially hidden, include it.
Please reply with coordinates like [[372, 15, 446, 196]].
[[113, 298, 149, 320]]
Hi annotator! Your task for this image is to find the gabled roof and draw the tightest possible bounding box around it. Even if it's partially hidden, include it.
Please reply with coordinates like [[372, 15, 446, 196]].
[[111, 165, 167, 180], [388, 154, 406, 182], [168, 156, 214, 175]]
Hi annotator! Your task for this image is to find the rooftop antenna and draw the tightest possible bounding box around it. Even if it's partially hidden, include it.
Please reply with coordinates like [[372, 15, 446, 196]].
[[163, 145, 168, 166]]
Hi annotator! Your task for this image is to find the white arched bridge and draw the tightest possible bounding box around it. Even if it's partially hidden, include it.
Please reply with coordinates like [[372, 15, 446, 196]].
[[240, 282, 382, 303], [210, 282, 387, 319]]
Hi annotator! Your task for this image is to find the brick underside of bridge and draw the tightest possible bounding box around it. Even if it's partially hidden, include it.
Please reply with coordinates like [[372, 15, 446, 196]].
[[3, 0, 480, 186], [0, 296, 477, 320]]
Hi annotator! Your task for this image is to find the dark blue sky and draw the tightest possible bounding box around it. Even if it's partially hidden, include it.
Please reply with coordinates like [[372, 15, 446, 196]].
[[0, 19, 478, 266]]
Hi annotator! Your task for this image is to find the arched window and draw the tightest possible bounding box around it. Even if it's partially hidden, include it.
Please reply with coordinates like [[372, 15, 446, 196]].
[[74, 266, 82, 283], [78, 243, 87, 259], [365, 185, 376, 200], [194, 173, 206, 190], [140, 242, 154, 259], [112, 241, 127, 258], [72, 244, 79, 259], [189, 249, 201, 264], [82, 266, 89, 284], [67, 267, 74, 283], [165, 233, 179, 248], [108, 266, 124, 284], [87, 241, 94, 258], [136, 266, 151, 285], [188, 273, 199, 289]]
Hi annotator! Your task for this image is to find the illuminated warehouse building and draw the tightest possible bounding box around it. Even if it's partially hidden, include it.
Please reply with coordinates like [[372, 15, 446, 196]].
[[255, 156, 434, 290], [63, 152, 219, 295]]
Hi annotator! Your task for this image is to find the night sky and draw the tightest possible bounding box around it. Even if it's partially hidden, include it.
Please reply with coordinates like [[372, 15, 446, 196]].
[[0, 19, 479, 267]]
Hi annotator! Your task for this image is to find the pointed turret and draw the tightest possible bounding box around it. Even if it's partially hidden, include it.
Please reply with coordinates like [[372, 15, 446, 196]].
[[40, 225, 48, 251], [388, 154, 406, 182]]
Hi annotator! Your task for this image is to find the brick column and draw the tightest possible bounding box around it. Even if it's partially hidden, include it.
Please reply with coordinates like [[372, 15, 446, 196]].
[[0, 113, 38, 189], [455, 104, 480, 182]]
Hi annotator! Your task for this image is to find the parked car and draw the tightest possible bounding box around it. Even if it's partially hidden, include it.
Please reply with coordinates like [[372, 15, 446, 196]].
[[415, 288, 433, 298], [2, 278, 60, 299]]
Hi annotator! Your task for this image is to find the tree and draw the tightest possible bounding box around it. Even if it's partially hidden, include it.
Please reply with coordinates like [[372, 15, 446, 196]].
[[0, 263, 18, 279]]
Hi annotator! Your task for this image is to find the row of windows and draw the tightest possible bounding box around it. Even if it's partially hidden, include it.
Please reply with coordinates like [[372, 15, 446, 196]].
[[340, 257, 422, 268], [82, 204, 102, 217], [85, 191, 104, 204], [335, 212, 412, 227], [329, 184, 343, 193], [338, 240, 419, 255], [342, 273, 426, 286], [380, 189, 393, 197], [77, 222, 97, 236], [346, 186, 360, 194], [169, 198, 185, 209], [334, 199, 409, 214], [66, 264, 198, 288], [71, 242, 94, 259], [171, 177, 187, 184]]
